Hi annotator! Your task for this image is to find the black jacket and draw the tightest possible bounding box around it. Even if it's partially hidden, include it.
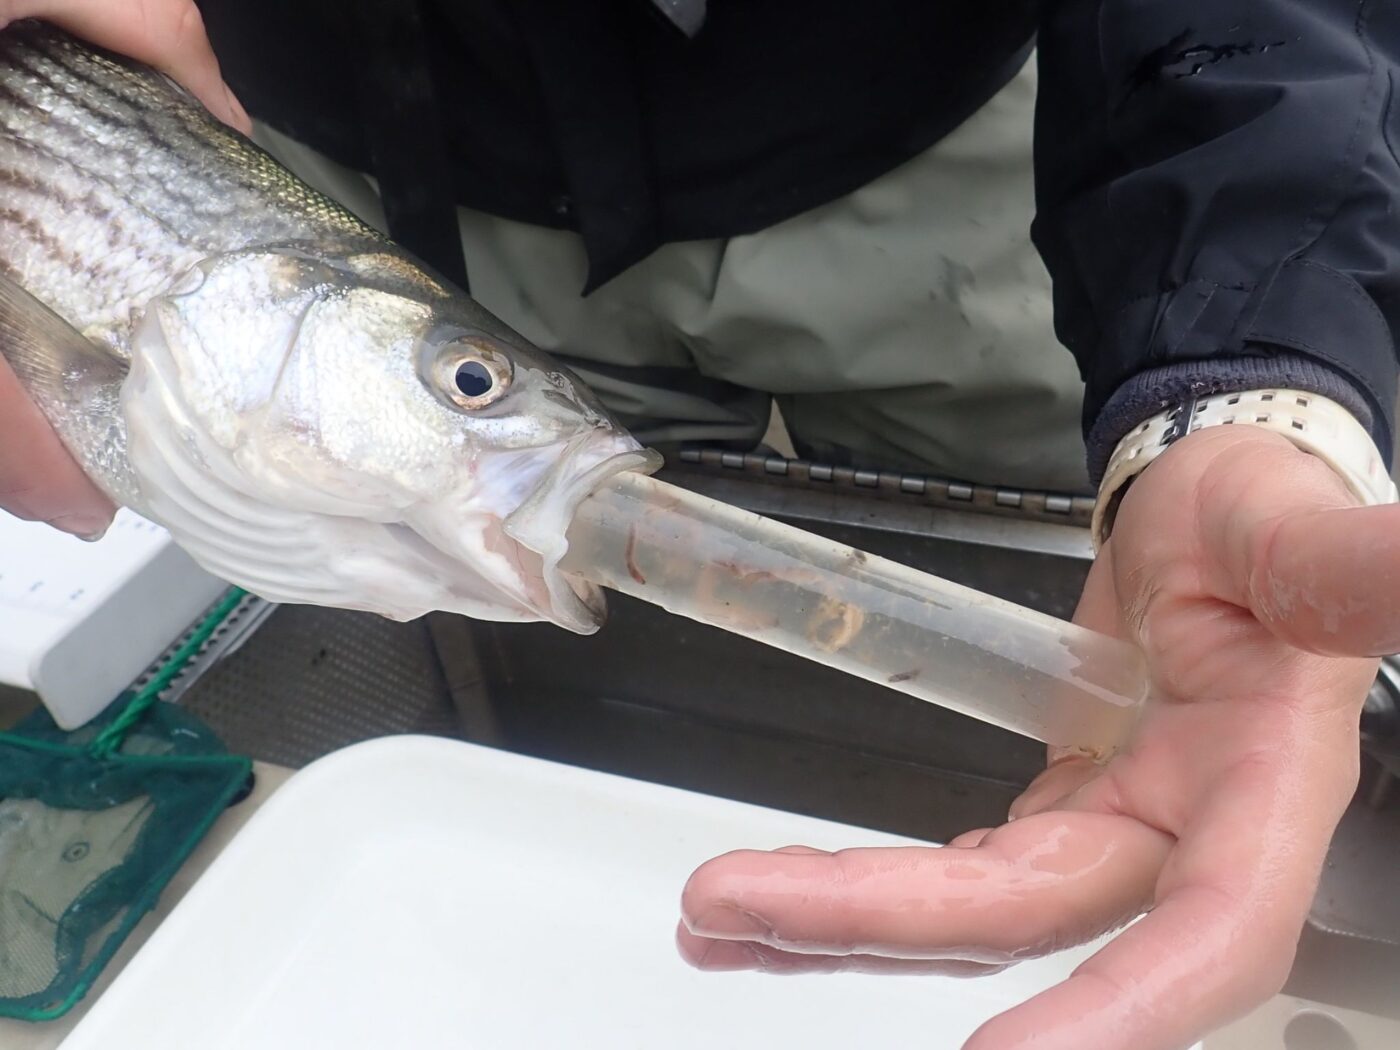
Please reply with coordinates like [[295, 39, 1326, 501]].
[[1038, 0, 1399, 476], [198, 0, 1400, 476]]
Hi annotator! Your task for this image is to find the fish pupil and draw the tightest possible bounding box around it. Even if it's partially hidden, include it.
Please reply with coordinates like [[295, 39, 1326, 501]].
[[455, 361, 494, 398]]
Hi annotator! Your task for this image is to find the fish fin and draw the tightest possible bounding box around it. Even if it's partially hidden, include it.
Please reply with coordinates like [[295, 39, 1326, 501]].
[[0, 273, 127, 400]]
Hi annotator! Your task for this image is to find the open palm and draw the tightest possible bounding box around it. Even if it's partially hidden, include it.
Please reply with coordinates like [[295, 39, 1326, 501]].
[[679, 426, 1390, 1050]]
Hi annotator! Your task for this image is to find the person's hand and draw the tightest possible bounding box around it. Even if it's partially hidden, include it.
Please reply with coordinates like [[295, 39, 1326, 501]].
[[0, 357, 115, 536], [0, 0, 249, 537], [677, 425, 1393, 1050]]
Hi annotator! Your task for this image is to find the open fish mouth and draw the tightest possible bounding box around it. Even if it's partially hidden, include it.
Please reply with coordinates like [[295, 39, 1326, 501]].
[[501, 431, 662, 633]]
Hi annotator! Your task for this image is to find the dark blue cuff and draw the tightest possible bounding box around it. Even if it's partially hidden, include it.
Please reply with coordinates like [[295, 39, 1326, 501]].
[[1087, 353, 1381, 484]]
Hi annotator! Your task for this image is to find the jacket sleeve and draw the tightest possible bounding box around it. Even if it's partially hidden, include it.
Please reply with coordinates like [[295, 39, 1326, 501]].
[[1033, 0, 1400, 480]]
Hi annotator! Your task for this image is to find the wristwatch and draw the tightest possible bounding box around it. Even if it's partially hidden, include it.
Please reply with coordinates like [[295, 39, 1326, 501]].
[[1093, 389, 1399, 549]]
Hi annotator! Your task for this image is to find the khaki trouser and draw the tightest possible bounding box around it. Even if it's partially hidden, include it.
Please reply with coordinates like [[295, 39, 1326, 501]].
[[254, 58, 1089, 493]]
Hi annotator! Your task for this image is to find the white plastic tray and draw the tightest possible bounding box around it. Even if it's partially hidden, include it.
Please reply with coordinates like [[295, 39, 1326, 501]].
[[61, 737, 1167, 1049]]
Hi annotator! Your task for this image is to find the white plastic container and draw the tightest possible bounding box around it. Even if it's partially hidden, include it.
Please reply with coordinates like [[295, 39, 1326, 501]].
[[60, 737, 1195, 1049]]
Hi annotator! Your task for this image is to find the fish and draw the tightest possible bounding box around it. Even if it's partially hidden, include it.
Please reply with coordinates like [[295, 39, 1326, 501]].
[[0, 21, 659, 632]]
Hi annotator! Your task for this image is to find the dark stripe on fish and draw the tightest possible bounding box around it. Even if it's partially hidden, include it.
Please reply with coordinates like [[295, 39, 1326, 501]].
[[0, 33, 256, 218], [0, 165, 117, 227], [0, 132, 193, 255], [0, 204, 102, 278], [0, 18, 385, 311], [0, 44, 195, 177], [10, 36, 297, 211]]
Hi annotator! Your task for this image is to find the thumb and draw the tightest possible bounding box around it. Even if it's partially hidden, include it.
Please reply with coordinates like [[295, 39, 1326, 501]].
[[0, 356, 115, 537], [1240, 502, 1400, 657], [1197, 431, 1400, 658]]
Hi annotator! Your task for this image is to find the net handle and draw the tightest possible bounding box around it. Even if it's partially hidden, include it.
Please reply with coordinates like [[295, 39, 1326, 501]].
[[88, 588, 249, 758]]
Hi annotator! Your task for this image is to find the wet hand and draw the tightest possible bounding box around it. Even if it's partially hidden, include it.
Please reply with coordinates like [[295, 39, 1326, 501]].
[[677, 426, 1392, 1050], [0, 0, 250, 131]]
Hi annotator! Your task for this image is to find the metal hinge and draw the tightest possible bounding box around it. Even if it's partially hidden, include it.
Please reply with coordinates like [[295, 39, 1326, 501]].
[[674, 447, 1095, 528]]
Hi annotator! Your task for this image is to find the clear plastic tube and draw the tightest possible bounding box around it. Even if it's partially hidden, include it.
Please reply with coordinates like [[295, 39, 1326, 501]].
[[560, 472, 1147, 757]]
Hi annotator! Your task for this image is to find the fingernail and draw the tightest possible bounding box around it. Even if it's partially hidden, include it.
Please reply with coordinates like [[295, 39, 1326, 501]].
[[690, 905, 773, 940], [695, 939, 764, 971], [53, 514, 113, 541], [224, 84, 252, 133]]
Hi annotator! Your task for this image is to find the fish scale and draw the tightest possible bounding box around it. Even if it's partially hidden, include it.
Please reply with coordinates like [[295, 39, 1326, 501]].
[[0, 24, 378, 352], [0, 20, 653, 632]]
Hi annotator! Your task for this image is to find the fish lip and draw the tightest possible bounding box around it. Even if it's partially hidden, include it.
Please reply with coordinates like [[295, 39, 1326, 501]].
[[502, 430, 662, 633]]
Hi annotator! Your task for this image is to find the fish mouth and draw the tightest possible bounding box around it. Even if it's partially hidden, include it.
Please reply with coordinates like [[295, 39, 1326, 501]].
[[501, 431, 662, 633]]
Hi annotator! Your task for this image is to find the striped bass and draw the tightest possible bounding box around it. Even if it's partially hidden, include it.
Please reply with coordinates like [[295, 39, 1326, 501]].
[[0, 21, 657, 632]]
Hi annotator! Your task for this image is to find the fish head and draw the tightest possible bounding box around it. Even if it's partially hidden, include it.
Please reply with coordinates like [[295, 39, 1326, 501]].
[[123, 247, 659, 630]]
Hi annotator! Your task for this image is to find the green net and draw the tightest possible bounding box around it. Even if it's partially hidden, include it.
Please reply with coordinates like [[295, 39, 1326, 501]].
[[0, 589, 253, 1021]]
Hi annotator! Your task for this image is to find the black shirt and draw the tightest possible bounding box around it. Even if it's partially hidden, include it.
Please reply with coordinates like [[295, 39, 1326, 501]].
[[198, 0, 1400, 474], [200, 0, 1037, 288]]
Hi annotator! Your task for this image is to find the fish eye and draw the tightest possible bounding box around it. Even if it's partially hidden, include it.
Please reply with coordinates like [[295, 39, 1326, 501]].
[[434, 341, 514, 410], [455, 360, 495, 398]]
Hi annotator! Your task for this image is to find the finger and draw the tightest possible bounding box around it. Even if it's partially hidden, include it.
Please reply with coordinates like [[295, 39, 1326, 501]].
[[1072, 544, 1127, 641], [1009, 756, 1099, 821], [963, 889, 1290, 1050], [946, 827, 992, 848], [676, 923, 1008, 977], [969, 715, 1355, 1050], [1050, 545, 1143, 766], [1183, 428, 1400, 658], [1239, 502, 1400, 657], [681, 813, 1171, 962], [964, 844, 1316, 1050], [1, 0, 251, 132], [0, 356, 114, 535]]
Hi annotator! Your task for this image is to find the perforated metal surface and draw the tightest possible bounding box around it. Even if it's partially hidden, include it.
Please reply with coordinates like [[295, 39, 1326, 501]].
[[177, 605, 459, 767]]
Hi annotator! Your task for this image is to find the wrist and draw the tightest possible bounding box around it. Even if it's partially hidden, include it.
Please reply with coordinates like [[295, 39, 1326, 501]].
[[1093, 389, 1397, 548]]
